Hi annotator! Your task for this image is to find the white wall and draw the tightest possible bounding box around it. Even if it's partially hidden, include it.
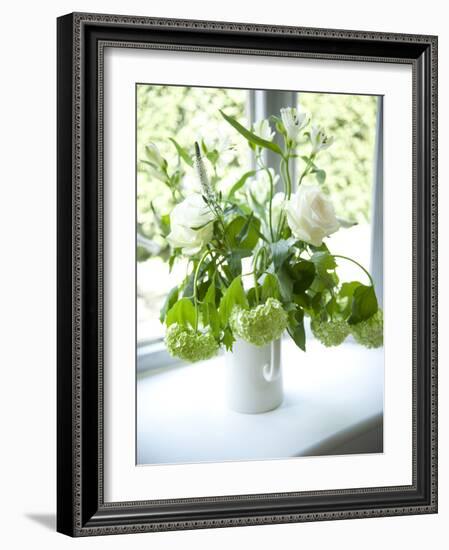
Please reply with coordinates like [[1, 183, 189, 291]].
[[0, 0, 446, 547]]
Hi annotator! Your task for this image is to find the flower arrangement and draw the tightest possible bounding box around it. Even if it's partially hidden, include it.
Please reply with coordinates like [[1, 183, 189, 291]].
[[141, 107, 383, 362]]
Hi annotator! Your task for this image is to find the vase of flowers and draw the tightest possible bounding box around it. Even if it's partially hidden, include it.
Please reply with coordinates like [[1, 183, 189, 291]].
[[225, 338, 282, 414], [142, 106, 383, 414]]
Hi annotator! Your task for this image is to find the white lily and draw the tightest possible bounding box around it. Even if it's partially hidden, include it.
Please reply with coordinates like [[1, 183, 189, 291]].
[[280, 107, 308, 142], [253, 119, 275, 141], [310, 126, 334, 154]]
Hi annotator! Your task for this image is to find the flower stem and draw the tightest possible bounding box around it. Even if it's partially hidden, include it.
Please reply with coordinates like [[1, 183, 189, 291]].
[[265, 168, 275, 241], [280, 156, 292, 200], [298, 153, 316, 186], [274, 149, 293, 240], [193, 250, 210, 332], [252, 247, 266, 305], [284, 155, 293, 200], [332, 254, 374, 287]]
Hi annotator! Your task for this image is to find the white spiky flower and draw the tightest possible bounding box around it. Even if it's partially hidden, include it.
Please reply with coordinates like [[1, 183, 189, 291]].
[[194, 142, 215, 202]]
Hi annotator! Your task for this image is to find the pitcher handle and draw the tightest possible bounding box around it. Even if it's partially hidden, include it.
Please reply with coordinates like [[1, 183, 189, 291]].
[[263, 339, 281, 382]]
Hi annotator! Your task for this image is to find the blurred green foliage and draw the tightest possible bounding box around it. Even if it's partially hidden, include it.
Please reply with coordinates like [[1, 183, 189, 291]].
[[137, 86, 378, 257], [299, 92, 378, 223], [137, 84, 248, 258]]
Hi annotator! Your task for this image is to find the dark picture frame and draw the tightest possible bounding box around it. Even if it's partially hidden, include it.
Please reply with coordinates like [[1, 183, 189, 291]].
[[57, 12, 438, 537]]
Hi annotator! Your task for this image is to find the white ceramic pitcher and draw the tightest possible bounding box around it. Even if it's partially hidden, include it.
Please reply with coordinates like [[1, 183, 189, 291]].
[[225, 338, 283, 413]]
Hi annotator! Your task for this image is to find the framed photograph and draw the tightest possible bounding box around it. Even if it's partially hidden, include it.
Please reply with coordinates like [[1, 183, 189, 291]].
[[57, 12, 438, 536]]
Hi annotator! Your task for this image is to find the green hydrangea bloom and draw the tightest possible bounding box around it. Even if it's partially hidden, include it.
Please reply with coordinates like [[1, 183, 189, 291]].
[[350, 309, 383, 348], [230, 297, 288, 347], [311, 318, 350, 347], [165, 324, 219, 362]]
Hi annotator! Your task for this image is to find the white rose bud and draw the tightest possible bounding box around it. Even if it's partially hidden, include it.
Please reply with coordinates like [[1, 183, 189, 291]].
[[285, 185, 339, 246], [166, 194, 214, 256]]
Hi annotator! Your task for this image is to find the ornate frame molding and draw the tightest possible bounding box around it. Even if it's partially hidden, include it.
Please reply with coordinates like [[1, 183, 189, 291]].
[[57, 12, 438, 537]]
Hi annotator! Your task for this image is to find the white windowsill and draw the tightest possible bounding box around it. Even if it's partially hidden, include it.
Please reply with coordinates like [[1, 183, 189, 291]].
[[137, 338, 384, 465]]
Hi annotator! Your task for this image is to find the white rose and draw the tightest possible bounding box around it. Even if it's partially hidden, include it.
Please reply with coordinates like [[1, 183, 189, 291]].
[[166, 194, 214, 256], [285, 185, 339, 246]]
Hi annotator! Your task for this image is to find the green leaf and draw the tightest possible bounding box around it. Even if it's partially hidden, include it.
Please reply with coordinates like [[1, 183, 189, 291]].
[[288, 309, 306, 351], [314, 169, 326, 184], [149, 203, 170, 236], [196, 281, 210, 302], [326, 296, 338, 316], [308, 242, 330, 254], [218, 277, 249, 327], [311, 251, 337, 270], [348, 285, 378, 325], [340, 281, 363, 298], [288, 260, 316, 293], [220, 110, 283, 155], [227, 170, 257, 199], [226, 250, 246, 278], [161, 214, 170, 232], [270, 238, 295, 271], [337, 217, 358, 228], [311, 251, 338, 289], [246, 287, 258, 307], [136, 245, 151, 262], [159, 286, 179, 323], [293, 292, 311, 310], [182, 271, 195, 298], [169, 138, 193, 167], [226, 216, 261, 251], [311, 292, 323, 314], [261, 273, 281, 302], [339, 281, 362, 317], [166, 298, 196, 328], [276, 266, 294, 302], [206, 150, 219, 166], [222, 327, 236, 351], [236, 212, 254, 244], [202, 282, 220, 338], [168, 254, 176, 273]]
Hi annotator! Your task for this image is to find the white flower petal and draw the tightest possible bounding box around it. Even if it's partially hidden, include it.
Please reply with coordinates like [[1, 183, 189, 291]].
[[285, 185, 339, 246], [168, 193, 214, 256]]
